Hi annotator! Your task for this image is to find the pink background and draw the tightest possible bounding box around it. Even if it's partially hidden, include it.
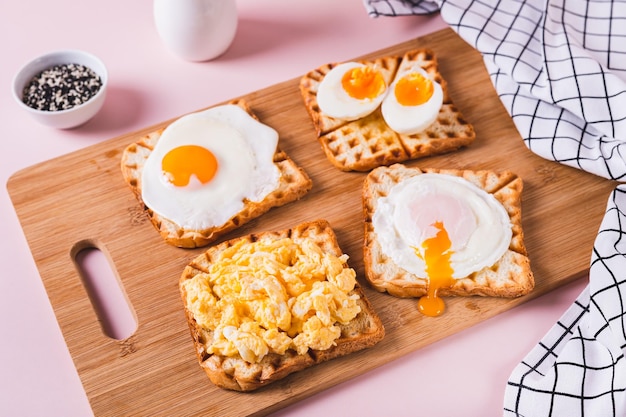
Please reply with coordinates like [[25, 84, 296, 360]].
[[0, 1, 588, 416]]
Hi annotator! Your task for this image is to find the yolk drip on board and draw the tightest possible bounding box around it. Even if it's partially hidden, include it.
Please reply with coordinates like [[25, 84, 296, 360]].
[[341, 66, 385, 100], [394, 71, 434, 106], [162, 144, 218, 186], [414, 221, 455, 317]]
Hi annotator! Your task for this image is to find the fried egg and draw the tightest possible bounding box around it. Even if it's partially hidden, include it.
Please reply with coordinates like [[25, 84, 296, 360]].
[[372, 173, 512, 280], [316, 62, 387, 120], [140, 104, 280, 230], [381, 65, 443, 135]]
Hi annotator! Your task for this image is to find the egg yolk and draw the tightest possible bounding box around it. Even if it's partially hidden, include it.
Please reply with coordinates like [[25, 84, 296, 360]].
[[341, 66, 386, 100], [414, 221, 455, 317], [161, 145, 218, 187], [395, 72, 434, 106]]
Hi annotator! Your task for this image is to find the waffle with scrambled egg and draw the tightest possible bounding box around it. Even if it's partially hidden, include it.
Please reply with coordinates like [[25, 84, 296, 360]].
[[299, 49, 476, 171], [179, 219, 385, 391]]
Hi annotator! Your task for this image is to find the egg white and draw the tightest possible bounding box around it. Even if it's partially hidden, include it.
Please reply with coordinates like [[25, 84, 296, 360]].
[[372, 173, 512, 279], [381, 65, 443, 135], [316, 62, 387, 121], [141, 104, 280, 230]]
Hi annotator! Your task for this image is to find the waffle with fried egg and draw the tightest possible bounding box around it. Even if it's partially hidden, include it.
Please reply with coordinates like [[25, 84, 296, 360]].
[[362, 164, 534, 300], [179, 219, 385, 392], [299, 49, 476, 171], [120, 99, 313, 248]]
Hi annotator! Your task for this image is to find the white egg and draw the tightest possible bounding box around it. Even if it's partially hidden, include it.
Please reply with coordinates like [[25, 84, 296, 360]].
[[140, 104, 281, 230], [372, 173, 512, 279], [316, 62, 387, 120], [381, 65, 443, 135]]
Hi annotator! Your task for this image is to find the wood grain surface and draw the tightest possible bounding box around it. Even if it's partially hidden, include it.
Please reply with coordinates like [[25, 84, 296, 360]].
[[7, 28, 618, 416]]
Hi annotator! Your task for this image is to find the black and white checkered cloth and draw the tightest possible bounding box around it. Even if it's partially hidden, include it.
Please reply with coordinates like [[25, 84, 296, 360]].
[[363, 0, 626, 415]]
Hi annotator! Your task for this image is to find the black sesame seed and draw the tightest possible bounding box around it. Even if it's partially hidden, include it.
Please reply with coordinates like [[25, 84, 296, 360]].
[[22, 63, 102, 111]]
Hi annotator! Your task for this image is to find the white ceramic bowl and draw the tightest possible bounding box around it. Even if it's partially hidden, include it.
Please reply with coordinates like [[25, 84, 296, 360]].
[[12, 50, 108, 129]]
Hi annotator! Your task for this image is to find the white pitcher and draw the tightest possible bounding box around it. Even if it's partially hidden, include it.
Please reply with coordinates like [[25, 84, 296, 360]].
[[153, 0, 238, 62]]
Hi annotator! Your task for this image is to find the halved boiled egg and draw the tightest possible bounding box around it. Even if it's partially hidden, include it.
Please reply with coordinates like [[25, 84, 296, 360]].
[[381, 65, 443, 135], [140, 104, 281, 230], [372, 173, 512, 315], [316, 62, 387, 120]]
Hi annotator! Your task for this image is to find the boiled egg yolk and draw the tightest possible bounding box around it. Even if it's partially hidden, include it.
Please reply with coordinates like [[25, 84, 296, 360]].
[[161, 145, 218, 187], [414, 221, 455, 317], [341, 66, 386, 100], [394, 71, 434, 106]]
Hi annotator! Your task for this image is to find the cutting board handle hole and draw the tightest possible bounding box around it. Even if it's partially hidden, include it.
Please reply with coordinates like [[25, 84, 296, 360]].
[[72, 242, 138, 340]]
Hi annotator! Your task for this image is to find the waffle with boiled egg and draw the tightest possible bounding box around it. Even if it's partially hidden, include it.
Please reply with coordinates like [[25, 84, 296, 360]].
[[179, 219, 385, 391], [362, 164, 534, 317], [120, 99, 313, 248], [299, 49, 476, 171]]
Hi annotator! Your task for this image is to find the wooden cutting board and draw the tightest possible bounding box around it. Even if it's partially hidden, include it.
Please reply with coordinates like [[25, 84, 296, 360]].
[[7, 28, 618, 416]]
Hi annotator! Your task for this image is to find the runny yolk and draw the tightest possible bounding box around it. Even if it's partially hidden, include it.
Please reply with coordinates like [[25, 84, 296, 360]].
[[161, 145, 218, 187], [341, 66, 386, 100], [395, 72, 434, 106], [414, 221, 455, 317]]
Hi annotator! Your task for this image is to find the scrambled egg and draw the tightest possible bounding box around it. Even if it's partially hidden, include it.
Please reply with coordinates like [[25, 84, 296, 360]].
[[182, 237, 361, 363]]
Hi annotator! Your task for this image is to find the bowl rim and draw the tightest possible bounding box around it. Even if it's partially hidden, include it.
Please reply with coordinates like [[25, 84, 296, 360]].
[[12, 49, 109, 116]]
